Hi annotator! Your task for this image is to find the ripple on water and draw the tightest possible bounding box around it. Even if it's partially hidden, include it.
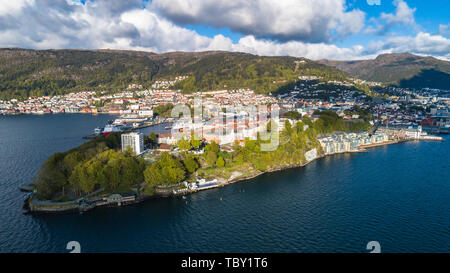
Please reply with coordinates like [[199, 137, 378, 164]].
[[0, 115, 449, 252]]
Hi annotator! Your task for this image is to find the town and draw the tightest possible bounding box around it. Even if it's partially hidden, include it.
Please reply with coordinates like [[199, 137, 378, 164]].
[[1, 74, 449, 135], [14, 75, 448, 214]]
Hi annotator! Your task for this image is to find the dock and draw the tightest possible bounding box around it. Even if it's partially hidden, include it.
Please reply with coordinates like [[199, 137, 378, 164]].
[[418, 136, 445, 141], [358, 140, 398, 149]]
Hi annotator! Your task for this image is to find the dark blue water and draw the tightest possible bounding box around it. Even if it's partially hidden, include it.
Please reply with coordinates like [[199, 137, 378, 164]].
[[0, 114, 449, 253]]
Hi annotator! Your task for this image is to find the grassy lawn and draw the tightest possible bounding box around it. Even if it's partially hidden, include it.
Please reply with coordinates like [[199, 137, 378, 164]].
[[196, 162, 256, 180]]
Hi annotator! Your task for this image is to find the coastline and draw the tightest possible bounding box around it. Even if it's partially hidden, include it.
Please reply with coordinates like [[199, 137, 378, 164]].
[[21, 143, 376, 215], [23, 135, 444, 215]]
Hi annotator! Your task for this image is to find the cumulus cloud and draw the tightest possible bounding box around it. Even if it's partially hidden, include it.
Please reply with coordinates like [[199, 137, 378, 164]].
[[0, 0, 448, 61], [365, 0, 416, 35], [0, 0, 34, 16], [201, 35, 365, 60], [0, 0, 214, 51], [120, 9, 214, 52], [150, 0, 365, 43], [0, 0, 363, 59], [365, 32, 450, 60]]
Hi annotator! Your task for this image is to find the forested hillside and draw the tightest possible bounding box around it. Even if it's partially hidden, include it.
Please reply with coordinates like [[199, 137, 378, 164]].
[[0, 48, 348, 100]]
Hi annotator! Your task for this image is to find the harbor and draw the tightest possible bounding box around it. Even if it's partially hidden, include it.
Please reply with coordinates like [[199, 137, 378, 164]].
[[22, 120, 445, 215], [3, 113, 449, 252], [1, 1, 450, 254], [82, 116, 173, 139], [22, 132, 444, 215]]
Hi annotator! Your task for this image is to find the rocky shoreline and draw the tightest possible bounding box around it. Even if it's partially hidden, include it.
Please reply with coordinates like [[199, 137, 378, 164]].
[[23, 152, 327, 215], [23, 138, 428, 215]]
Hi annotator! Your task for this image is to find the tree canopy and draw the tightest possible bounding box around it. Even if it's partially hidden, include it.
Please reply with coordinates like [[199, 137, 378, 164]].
[[143, 152, 186, 194]]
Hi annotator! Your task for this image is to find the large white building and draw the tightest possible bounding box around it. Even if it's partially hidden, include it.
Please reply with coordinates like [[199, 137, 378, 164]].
[[121, 132, 144, 155]]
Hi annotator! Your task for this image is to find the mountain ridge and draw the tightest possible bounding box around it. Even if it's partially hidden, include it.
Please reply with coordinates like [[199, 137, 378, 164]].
[[0, 48, 347, 100], [318, 52, 450, 89]]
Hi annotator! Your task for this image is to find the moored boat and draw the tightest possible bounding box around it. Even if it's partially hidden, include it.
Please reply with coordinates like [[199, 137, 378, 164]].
[[103, 124, 128, 136]]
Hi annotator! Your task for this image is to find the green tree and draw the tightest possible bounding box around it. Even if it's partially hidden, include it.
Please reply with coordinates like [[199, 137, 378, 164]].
[[143, 152, 186, 193], [205, 141, 219, 154], [216, 156, 225, 168], [284, 111, 301, 120], [69, 163, 90, 196], [206, 151, 217, 167], [149, 132, 157, 143], [68, 164, 83, 197], [144, 163, 164, 188], [123, 145, 134, 156], [183, 154, 199, 173], [284, 120, 293, 135], [145, 132, 157, 146], [153, 103, 174, 117], [303, 117, 313, 126], [190, 134, 202, 149], [177, 137, 191, 151], [66, 149, 145, 196], [294, 121, 304, 133], [35, 152, 68, 200], [62, 151, 83, 177]]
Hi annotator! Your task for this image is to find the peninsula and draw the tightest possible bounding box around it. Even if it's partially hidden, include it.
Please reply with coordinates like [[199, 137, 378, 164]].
[[22, 109, 443, 214]]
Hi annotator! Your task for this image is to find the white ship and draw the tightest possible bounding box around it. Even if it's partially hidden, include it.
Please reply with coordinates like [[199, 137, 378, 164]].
[[102, 124, 128, 136]]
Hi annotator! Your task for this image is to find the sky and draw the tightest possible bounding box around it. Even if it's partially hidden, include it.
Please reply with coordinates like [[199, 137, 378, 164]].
[[0, 0, 449, 60]]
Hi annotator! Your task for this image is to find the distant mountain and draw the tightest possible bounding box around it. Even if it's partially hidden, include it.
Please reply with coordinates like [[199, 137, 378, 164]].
[[0, 48, 347, 100], [318, 53, 450, 89]]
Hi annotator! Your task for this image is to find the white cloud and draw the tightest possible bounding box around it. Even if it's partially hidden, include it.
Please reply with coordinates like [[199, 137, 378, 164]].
[[0, 0, 34, 16], [365, 32, 450, 60], [0, 0, 213, 52], [381, 0, 415, 25], [150, 0, 365, 43], [365, 0, 416, 35], [0, 0, 365, 58], [120, 9, 215, 52], [0, 0, 448, 61], [201, 35, 365, 60]]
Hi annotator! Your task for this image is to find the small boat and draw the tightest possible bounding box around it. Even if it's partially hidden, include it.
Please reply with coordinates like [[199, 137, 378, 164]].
[[94, 127, 103, 135]]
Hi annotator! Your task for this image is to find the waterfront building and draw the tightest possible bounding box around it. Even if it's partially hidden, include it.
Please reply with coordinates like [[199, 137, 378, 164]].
[[121, 132, 144, 155], [318, 131, 389, 155]]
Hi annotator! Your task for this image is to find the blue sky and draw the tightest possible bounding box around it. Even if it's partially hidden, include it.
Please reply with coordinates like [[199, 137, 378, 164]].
[[0, 0, 449, 60], [183, 0, 449, 47]]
